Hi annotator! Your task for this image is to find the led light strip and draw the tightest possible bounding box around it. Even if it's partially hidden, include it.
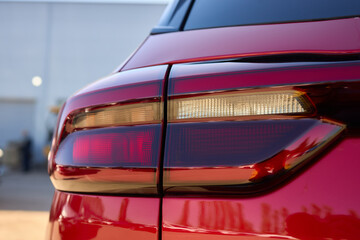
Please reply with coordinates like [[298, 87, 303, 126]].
[[169, 90, 314, 121], [72, 102, 161, 129]]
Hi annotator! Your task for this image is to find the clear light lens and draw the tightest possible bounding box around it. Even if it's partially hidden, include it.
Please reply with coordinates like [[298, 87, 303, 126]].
[[72, 102, 161, 129], [169, 90, 314, 121]]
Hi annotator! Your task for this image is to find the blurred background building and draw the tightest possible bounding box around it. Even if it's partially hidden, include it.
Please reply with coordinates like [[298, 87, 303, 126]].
[[0, 0, 168, 168]]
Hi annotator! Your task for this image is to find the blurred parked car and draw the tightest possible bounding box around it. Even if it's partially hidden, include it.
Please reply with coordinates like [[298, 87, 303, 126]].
[[47, 0, 360, 239]]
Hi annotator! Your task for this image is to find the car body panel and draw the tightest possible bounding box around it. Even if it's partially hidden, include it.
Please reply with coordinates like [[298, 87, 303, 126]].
[[48, 191, 160, 240], [121, 18, 360, 71], [168, 61, 360, 95]]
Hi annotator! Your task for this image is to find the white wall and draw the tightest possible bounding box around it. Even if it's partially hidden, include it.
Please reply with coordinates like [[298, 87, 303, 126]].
[[0, 1, 166, 163], [0, 99, 36, 147]]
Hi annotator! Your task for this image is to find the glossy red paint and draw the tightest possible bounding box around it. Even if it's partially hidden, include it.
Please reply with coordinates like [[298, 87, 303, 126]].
[[162, 138, 360, 239], [169, 61, 360, 95], [48, 191, 160, 240], [121, 18, 360, 71]]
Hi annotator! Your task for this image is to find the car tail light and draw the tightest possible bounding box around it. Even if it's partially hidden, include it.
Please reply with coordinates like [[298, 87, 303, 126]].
[[163, 62, 356, 194], [49, 66, 167, 194], [49, 60, 359, 195], [164, 97, 343, 193], [71, 101, 161, 129], [56, 125, 160, 167], [169, 90, 314, 121]]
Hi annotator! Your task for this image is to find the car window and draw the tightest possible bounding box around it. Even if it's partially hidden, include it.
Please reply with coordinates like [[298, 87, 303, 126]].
[[184, 0, 360, 30]]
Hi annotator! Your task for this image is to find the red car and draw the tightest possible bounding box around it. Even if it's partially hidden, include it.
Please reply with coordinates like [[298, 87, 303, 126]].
[[47, 0, 360, 239]]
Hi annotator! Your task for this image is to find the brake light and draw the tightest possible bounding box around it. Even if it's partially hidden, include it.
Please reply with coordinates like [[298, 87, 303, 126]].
[[164, 110, 343, 193], [164, 62, 351, 194], [49, 66, 167, 194], [57, 126, 159, 167]]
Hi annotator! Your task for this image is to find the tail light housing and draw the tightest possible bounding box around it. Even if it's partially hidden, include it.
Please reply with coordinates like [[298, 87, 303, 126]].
[[163, 61, 360, 194], [48, 65, 167, 194], [49, 60, 360, 195]]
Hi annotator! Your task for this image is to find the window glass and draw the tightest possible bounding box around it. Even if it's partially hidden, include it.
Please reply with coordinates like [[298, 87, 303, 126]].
[[184, 0, 360, 30]]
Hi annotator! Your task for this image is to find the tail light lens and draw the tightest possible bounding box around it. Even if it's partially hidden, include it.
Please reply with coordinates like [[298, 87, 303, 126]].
[[71, 101, 161, 129], [57, 125, 160, 167], [164, 119, 342, 190], [163, 62, 356, 194], [49, 66, 167, 194], [169, 90, 314, 121]]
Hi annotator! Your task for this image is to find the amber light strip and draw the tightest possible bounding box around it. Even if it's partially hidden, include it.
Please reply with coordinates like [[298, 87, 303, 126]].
[[72, 101, 161, 129], [164, 167, 255, 186], [51, 166, 157, 194], [169, 90, 314, 121]]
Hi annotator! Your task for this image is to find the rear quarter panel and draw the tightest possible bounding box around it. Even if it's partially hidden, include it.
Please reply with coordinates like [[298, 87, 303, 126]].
[[48, 191, 160, 240]]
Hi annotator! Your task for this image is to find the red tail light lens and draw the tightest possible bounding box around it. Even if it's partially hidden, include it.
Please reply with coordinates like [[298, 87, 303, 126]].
[[164, 119, 343, 193], [57, 125, 160, 167], [49, 66, 167, 194], [52, 125, 160, 193], [165, 120, 315, 168]]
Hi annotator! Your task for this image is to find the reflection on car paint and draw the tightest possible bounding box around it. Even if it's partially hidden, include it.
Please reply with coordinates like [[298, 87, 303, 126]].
[[49, 191, 159, 240]]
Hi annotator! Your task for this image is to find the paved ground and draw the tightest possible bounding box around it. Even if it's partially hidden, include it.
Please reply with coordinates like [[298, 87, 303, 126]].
[[0, 170, 54, 240]]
